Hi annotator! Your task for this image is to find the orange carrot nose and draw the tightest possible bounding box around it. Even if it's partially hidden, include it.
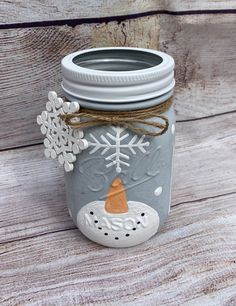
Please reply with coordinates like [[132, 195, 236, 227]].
[[105, 177, 128, 214]]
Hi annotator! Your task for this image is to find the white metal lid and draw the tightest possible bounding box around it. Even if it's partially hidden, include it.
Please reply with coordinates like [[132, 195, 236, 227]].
[[61, 47, 175, 103]]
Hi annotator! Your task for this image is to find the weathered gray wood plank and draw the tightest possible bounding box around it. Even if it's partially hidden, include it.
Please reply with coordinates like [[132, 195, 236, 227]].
[[0, 0, 157, 24], [1, 112, 236, 244], [159, 14, 236, 120], [163, 0, 236, 11], [0, 16, 159, 150], [1, 0, 236, 24], [1, 14, 236, 150], [0, 193, 235, 305]]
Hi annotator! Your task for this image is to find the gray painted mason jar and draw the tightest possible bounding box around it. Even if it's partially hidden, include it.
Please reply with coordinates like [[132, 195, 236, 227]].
[[61, 47, 175, 247], [60, 47, 175, 247]]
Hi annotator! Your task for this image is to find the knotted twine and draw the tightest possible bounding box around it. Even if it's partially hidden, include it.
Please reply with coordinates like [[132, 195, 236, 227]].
[[60, 97, 173, 137]]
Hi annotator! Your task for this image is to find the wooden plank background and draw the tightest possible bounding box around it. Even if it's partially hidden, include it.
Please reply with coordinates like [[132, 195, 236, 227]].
[[0, 16, 160, 150], [1, 13, 236, 150], [0, 1, 236, 305], [1, 0, 236, 24], [160, 14, 236, 120]]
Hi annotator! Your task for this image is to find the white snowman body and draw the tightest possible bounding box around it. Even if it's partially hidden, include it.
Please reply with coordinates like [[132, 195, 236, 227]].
[[77, 201, 160, 248]]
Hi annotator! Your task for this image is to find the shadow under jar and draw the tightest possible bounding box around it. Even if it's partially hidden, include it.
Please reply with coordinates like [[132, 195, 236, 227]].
[[61, 47, 175, 248]]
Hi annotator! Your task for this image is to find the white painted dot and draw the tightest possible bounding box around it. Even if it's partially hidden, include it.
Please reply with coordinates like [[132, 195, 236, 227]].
[[171, 124, 175, 135], [154, 186, 162, 197]]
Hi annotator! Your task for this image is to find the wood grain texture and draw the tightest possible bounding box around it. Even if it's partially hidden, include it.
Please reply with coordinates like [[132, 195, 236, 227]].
[[1, 112, 236, 244], [162, 0, 236, 12], [1, 0, 236, 24], [0, 194, 235, 305], [1, 4, 236, 305], [159, 14, 236, 120], [1, 13, 236, 150], [0, 15, 159, 150], [0, 0, 157, 24]]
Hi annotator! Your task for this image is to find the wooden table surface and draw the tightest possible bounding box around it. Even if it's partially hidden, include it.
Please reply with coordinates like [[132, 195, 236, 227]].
[[0, 1, 236, 305]]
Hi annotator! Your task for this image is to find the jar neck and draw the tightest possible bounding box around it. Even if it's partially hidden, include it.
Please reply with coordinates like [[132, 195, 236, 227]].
[[63, 89, 173, 111]]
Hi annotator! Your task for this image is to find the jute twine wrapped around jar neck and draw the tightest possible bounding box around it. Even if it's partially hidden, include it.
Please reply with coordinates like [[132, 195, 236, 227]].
[[60, 97, 173, 137]]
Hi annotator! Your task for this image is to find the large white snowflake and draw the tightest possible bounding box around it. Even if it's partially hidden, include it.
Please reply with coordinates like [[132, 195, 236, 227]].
[[37, 91, 88, 172], [88, 126, 150, 173]]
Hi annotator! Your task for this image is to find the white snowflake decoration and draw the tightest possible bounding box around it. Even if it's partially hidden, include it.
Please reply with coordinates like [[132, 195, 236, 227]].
[[88, 126, 150, 173], [37, 91, 88, 172]]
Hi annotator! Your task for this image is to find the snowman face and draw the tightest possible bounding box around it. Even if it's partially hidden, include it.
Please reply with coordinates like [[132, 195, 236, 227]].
[[77, 201, 159, 248]]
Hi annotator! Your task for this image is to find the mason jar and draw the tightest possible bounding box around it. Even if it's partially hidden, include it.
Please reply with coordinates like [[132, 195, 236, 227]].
[[60, 47, 175, 248]]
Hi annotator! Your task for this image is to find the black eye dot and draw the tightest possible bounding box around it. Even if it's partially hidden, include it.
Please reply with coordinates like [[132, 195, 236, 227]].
[[98, 227, 102, 230], [94, 220, 98, 223], [137, 221, 141, 224], [104, 233, 108, 236], [90, 211, 94, 215], [132, 228, 136, 231], [141, 213, 145, 217], [125, 234, 130, 237], [115, 237, 119, 240]]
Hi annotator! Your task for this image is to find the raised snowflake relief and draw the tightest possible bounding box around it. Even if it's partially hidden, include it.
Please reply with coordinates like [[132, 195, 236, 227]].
[[37, 91, 88, 172], [88, 126, 150, 173]]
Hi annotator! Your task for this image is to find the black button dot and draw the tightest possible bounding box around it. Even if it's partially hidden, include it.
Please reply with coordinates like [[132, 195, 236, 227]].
[[104, 233, 108, 236], [94, 220, 98, 223], [125, 234, 130, 237], [141, 213, 145, 217], [115, 237, 119, 240], [132, 228, 136, 231], [98, 227, 102, 230], [137, 221, 141, 224], [90, 211, 94, 215]]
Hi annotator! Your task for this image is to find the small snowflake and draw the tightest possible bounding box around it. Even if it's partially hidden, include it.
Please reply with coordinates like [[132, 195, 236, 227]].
[[37, 91, 88, 172], [88, 126, 150, 173]]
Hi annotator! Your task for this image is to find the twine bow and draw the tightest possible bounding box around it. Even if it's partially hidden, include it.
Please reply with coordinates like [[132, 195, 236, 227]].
[[60, 97, 173, 137]]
